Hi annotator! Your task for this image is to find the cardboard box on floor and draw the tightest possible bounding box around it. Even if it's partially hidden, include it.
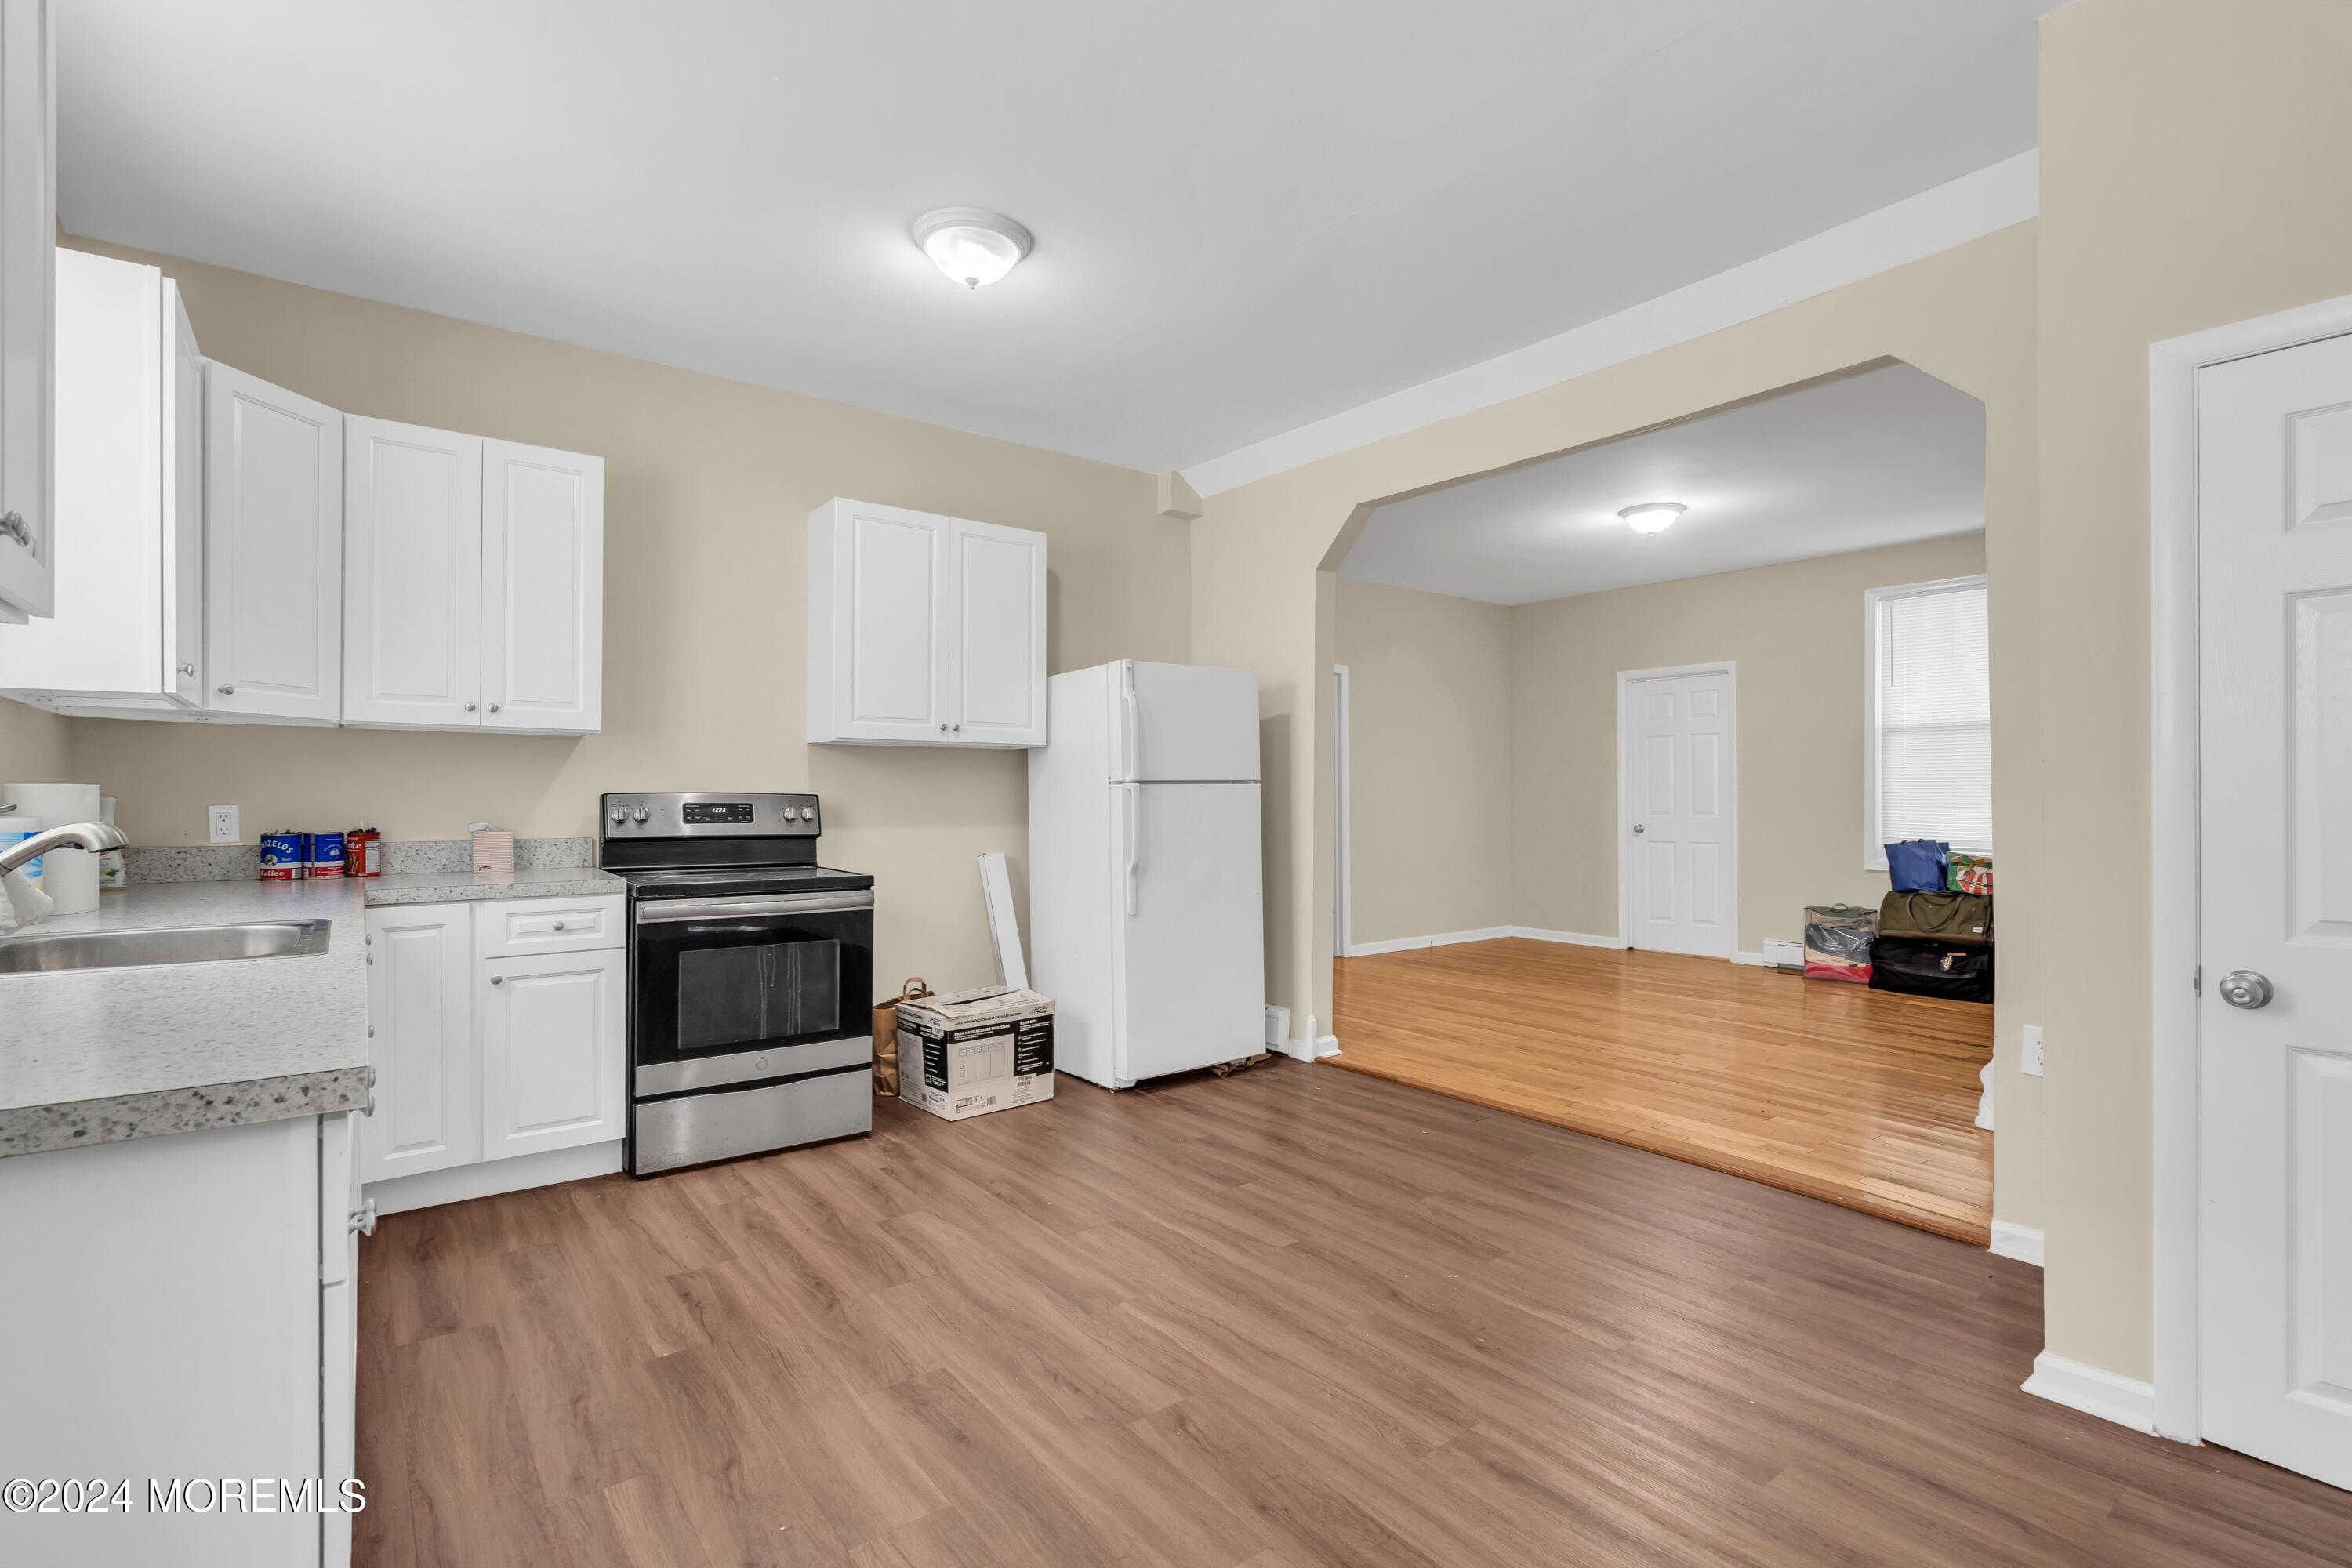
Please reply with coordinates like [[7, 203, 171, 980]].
[[895, 985, 1056, 1122]]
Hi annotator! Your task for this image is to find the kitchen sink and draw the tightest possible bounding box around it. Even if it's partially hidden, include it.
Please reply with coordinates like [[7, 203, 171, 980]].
[[0, 920, 332, 975]]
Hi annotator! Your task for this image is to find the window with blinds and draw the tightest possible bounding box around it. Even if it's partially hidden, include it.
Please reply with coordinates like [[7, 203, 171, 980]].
[[1864, 576, 1991, 869]]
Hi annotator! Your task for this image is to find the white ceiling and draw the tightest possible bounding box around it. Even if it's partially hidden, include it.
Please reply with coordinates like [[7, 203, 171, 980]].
[[1338, 363, 1984, 604], [58, 2, 2051, 474]]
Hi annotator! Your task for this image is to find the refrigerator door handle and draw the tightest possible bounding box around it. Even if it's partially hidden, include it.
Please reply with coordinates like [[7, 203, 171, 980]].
[[1123, 782, 1140, 916], [1120, 661, 1140, 780]]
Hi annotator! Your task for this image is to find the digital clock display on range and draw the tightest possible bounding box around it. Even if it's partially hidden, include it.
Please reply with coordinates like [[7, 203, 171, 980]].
[[682, 802, 757, 824]]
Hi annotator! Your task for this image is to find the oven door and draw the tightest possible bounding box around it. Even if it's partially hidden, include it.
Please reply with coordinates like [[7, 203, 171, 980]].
[[631, 890, 874, 1096]]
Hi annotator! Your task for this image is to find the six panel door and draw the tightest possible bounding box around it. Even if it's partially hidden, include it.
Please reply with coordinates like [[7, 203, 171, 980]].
[[1624, 670, 1734, 958], [478, 947, 625, 1162], [481, 437, 603, 732], [358, 905, 478, 1184], [204, 363, 343, 721], [343, 416, 482, 728]]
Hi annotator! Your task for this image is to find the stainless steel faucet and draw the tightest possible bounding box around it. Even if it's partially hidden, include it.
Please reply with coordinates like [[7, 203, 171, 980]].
[[0, 821, 127, 877]]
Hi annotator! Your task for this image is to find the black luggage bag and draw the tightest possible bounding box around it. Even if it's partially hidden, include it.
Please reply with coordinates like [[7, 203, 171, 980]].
[[1868, 935, 1994, 1004]]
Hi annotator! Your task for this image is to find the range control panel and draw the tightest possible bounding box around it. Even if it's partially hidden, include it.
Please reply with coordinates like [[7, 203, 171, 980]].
[[600, 792, 820, 838]]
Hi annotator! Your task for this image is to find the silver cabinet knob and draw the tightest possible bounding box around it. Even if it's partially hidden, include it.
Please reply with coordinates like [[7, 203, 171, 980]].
[[463, 702, 477, 712], [490, 975, 503, 985], [953, 723, 961, 733], [217, 684, 235, 695], [938, 722, 948, 732], [552, 921, 566, 931], [488, 702, 501, 713], [177, 661, 196, 676], [1632, 823, 1646, 835], [2218, 970, 2274, 1010], [0, 510, 28, 547]]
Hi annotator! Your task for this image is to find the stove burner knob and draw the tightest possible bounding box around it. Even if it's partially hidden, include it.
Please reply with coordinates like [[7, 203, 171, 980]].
[[632, 808, 650, 823], [608, 808, 626, 824]]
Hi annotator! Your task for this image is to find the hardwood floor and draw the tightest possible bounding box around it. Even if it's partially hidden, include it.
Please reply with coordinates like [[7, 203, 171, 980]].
[[1331, 938, 1994, 1242], [354, 1062, 2350, 1568]]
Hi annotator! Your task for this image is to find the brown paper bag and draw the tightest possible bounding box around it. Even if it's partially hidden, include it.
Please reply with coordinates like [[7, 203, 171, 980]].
[[873, 978, 932, 1095]]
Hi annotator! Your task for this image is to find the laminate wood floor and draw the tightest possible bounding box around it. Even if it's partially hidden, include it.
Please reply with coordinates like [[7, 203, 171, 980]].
[[1331, 939, 1994, 1243], [354, 1062, 2350, 1568]]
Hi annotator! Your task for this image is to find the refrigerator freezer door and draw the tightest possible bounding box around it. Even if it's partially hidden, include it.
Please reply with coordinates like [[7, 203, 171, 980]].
[[1111, 781, 1266, 1083], [1111, 661, 1260, 782]]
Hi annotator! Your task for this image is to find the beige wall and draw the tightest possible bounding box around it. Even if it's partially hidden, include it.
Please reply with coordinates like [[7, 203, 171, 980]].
[[1191, 219, 2042, 1235], [0, 697, 70, 782], [1333, 578, 1514, 946], [42, 238, 1190, 996], [2032, 0, 2352, 1381], [1508, 533, 1987, 949]]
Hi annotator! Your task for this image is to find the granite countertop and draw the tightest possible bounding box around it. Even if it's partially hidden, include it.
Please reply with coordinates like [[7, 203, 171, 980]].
[[0, 869, 626, 1159], [365, 865, 626, 905]]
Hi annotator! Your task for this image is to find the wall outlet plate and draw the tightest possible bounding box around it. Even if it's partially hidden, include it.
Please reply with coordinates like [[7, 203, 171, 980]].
[[2021, 1024, 2044, 1077], [207, 804, 239, 845]]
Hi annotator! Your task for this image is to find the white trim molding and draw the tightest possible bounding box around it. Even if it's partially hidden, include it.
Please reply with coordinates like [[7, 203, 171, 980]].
[[365, 1138, 623, 1217], [1333, 663, 1352, 959], [1345, 925, 1514, 957], [2021, 1352, 2157, 1436], [1181, 151, 2039, 496], [1730, 950, 1770, 967], [1989, 1221, 2043, 1267], [2147, 289, 2352, 1449], [1508, 927, 1630, 949]]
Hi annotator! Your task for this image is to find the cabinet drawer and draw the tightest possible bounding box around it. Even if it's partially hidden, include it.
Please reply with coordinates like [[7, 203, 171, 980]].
[[474, 895, 623, 958]]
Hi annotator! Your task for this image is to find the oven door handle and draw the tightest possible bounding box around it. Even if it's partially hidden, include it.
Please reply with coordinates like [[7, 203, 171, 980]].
[[636, 891, 875, 924]]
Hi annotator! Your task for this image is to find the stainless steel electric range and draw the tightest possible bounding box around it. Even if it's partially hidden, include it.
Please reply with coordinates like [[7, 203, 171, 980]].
[[601, 791, 876, 1174]]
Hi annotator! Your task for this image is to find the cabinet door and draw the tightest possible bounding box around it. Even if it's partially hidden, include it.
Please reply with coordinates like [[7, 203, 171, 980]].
[[481, 437, 601, 733], [0, 0, 51, 625], [811, 498, 951, 742], [949, 516, 1046, 746], [479, 947, 624, 1161], [358, 904, 478, 1183], [205, 362, 343, 721], [165, 279, 201, 705], [343, 416, 481, 728]]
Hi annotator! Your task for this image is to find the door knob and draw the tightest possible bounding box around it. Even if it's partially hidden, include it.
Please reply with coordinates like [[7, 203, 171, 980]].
[[2218, 970, 2274, 1010], [1632, 823, 1646, 835]]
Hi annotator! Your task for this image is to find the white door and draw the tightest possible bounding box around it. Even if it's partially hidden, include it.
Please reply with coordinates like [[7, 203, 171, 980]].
[[0, 0, 52, 626], [358, 904, 477, 1183], [204, 363, 343, 722], [831, 499, 949, 742], [1115, 661, 1261, 782], [343, 416, 482, 728], [479, 948, 623, 1161], [1621, 666, 1737, 958], [1111, 781, 1266, 1083], [948, 516, 1044, 746], [481, 437, 602, 733], [2196, 335, 2352, 1490]]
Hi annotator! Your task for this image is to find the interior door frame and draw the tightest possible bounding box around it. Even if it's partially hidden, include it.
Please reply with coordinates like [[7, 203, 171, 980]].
[[2148, 289, 2352, 1446], [1616, 661, 1739, 959], [1333, 662, 1352, 960]]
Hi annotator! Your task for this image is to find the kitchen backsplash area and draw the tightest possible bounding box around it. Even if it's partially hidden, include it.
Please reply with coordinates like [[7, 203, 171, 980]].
[[124, 837, 598, 884]]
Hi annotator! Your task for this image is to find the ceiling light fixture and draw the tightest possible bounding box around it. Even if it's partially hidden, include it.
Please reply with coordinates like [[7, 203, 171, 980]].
[[912, 207, 1033, 289], [1618, 503, 1686, 535]]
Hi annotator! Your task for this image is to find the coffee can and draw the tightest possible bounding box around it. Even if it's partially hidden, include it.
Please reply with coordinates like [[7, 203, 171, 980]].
[[259, 831, 303, 881], [311, 830, 347, 879], [345, 827, 381, 877]]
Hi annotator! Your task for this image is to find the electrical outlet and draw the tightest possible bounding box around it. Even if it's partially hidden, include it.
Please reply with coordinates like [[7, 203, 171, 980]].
[[207, 804, 239, 845], [2021, 1024, 2044, 1077]]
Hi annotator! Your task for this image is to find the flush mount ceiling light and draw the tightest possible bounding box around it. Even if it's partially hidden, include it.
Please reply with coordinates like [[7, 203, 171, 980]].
[[1618, 503, 1686, 535], [912, 207, 1033, 289]]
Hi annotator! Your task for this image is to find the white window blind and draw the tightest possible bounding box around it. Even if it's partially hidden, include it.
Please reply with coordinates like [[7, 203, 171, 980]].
[[1865, 576, 1991, 869]]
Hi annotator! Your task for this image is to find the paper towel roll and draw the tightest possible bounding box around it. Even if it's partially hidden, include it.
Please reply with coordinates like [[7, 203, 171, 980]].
[[5, 783, 102, 830], [42, 843, 99, 914]]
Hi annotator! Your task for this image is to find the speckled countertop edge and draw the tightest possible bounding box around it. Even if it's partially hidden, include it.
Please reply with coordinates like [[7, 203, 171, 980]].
[[0, 1066, 371, 1159], [364, 866, 627, 905]]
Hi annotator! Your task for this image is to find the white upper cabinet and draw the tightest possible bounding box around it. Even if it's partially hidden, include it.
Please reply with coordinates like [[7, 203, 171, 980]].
[[481, 438, 602, 733], [343, 416, 481, 728], [0, 249, 198, 710], [206, 361, 343, 723], [808, 497, 1046, 747], [0, 0, 51, 626]]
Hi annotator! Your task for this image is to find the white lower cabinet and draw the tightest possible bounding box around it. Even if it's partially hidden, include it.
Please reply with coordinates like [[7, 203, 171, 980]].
[[361, 895, 626, 1204], [0, 1112, 361, 1567], [479, 947, 624, 1160]]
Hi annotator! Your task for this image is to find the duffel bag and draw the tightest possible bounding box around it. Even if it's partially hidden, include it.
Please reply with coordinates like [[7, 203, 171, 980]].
[[1878, 888, 1993, 945], [1869, 935, 1994, 1004], [1885, 839, 1949, 892]]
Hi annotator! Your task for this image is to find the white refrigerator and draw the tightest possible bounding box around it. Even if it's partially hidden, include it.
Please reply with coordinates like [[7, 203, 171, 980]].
[[1028, 661, 1266, 1088]]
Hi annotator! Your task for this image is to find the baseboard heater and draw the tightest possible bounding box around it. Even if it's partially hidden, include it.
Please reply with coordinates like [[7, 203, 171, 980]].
[[1762, 938, 1806, 971]]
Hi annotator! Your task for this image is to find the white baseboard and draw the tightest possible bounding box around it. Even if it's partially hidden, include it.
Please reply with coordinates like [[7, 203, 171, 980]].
[[1730, 950, 1768, 967], [2020, 1350, 2156, 1434], [1507, 927, 1629, 949], [1313, 1034, 1339, 1059], [1345, 925, 1514, 956], [1990, 1220, 2044, 1267], [365, 1139, 625, 1216]]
